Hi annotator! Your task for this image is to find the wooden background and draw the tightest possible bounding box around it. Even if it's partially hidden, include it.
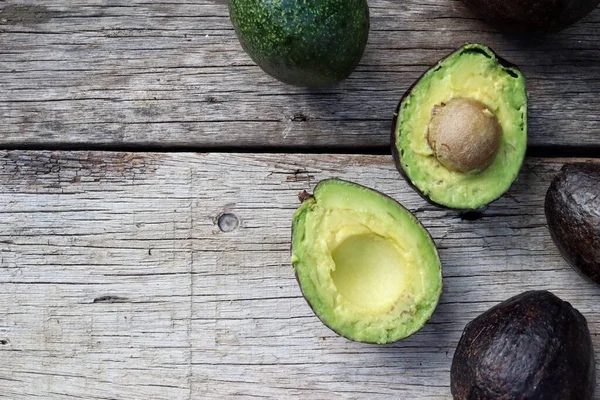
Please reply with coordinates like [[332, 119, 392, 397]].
[[0, 1, 599, 399], [1, 0, 599, 151]]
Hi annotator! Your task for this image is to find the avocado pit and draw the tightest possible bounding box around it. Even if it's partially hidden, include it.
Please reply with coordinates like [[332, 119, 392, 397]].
[[428, 98, 502, 173]]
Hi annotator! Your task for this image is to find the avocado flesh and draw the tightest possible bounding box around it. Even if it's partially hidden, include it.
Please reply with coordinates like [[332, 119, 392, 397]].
[[228, 0, 369, 88], [292, 179, 442, 344], [393, 44, 527, 210]]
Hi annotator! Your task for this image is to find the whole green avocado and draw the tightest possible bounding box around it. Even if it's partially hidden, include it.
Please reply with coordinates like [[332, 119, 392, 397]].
[[228, 0, 370, 88]]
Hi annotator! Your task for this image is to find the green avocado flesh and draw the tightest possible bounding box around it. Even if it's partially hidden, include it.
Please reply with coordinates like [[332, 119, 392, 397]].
[[394, 44, 527, 210], [291, 179, 442, 344], [228, 0, 369, 87]]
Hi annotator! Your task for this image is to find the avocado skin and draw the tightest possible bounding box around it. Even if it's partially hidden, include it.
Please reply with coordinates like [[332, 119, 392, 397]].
[[451, 291, 595, 400], [291, 179, 442, 344], [545, 163, 600, 284], [228, 0, 369, 88], [391, 44, 524, 212], [462, 0, 600, 32]]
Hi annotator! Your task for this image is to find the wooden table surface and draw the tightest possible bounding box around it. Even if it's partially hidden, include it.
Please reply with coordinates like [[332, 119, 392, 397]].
[[0, 1, 599, 399]]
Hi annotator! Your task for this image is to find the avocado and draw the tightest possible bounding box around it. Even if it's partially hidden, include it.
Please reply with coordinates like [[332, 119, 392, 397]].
[[291, 179, 442, 344], [462, 0, 600, 32], [228, 0, 369, 88], [545, 163, 600, 285], [452, 291, 595, 400], [392, 43, 527, 210]]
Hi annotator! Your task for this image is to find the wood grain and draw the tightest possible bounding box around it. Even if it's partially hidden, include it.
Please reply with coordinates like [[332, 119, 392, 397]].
[[0, 1, 599, 150], [1, 151, 600, 399]]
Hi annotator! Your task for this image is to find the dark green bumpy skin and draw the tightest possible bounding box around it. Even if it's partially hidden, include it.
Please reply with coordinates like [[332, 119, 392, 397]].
[[451, 291, 595, 400], [228, 0, 369, 88], [463, 0, 600, 32]]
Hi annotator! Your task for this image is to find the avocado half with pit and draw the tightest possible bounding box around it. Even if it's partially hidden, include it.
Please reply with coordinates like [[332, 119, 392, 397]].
[[291, 179, 442, 344], [462, 0, 600, 32], [392, 43, 528, 210], [451, 291, 595, 399]]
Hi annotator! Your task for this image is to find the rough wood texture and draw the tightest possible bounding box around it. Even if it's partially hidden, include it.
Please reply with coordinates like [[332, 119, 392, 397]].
[[1, 151, 600, 399], [0, 1, 599, 150]]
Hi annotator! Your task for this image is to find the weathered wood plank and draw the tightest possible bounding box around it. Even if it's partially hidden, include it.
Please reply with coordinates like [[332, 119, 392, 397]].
[[0, 1, 599, 150], [1, 151, 600, 398]]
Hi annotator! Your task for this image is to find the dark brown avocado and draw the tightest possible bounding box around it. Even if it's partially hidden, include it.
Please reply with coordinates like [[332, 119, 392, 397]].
[[545, 163, 600, 284], [451, 291, 595, 400], [462, 0, 600, 32]]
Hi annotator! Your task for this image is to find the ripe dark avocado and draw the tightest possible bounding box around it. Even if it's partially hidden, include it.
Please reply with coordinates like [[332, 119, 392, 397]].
[[228, 0, 369, 88], [291, 179, 442, 344], [545, 163, 600, 284], [462, 0, 600, 32], [392, 43, 528, 210], [451, 291, 595, 400]]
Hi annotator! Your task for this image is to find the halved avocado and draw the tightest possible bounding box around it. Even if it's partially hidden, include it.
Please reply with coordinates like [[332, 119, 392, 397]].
[[291, 179, 442, 344], [392, 43, 528, 210], [451, 291, 595, 399]]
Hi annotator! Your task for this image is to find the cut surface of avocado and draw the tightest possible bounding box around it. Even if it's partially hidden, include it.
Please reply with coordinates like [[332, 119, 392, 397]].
[[291, 179, 442, 344], [393, 43, 527, 210]]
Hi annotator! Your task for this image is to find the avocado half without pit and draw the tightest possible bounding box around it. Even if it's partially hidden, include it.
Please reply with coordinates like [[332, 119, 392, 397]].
[[451, 291, 595, 400], [392, 43, 528, 210], [291, 179, 442, 344]]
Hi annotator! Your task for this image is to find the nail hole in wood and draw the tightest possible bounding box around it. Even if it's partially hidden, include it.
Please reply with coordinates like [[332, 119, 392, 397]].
[[290, 113, 308, 122], [218, 213, 239, 232]]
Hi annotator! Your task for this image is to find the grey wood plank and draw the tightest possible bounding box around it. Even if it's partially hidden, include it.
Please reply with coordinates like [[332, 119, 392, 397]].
[[1, 151, 600, 398], [0, 1, 599, 150]]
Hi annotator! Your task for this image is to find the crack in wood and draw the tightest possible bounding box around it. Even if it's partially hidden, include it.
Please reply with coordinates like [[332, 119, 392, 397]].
[[92, 296, 129, 304]]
